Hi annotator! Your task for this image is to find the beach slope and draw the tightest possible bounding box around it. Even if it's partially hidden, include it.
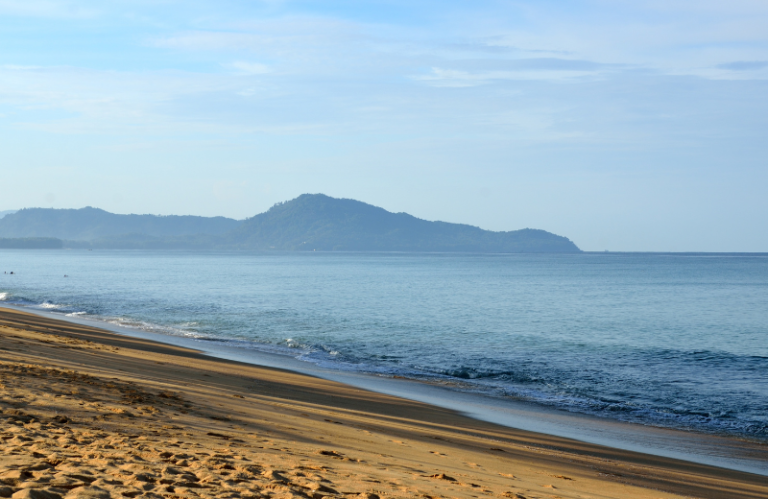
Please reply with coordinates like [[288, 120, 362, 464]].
[[0, 308, 765, 499]]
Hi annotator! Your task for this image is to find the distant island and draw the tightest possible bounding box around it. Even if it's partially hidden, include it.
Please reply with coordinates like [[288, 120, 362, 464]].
[[0, 194, 580, 253]]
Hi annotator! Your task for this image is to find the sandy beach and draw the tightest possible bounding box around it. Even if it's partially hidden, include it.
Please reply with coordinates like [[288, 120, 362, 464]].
[[1, 307, 766, 499]]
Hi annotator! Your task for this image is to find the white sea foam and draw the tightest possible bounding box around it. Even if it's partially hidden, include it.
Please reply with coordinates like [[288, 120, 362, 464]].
[[39, 302, 62, 309], [66, 312, 87, 317], [0, 292, 8, 301], [100, 315, 206, 339]]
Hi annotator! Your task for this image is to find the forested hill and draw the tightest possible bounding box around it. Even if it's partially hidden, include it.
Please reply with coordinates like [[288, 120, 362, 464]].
[[224, 194, 581, 253], [0, 196, 581, 253], [0, 207, 242, 240]]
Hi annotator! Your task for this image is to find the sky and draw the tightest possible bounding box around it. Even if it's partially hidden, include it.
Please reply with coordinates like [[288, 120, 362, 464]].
[[1, 1, 767, 251]]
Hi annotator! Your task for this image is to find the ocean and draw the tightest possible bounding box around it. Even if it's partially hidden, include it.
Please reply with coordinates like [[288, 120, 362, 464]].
[[1, 250, 767, 442]]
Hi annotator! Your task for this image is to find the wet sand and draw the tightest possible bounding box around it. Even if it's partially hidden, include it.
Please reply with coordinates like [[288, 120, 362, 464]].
[[1, 307, 767, 499]]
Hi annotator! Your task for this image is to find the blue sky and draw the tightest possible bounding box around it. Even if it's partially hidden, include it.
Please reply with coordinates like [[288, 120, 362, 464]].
[[1, 0, 767, 251]]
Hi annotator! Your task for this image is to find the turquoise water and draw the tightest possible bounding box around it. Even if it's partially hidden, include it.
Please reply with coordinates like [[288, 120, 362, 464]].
[[1, 250, 767, 440]]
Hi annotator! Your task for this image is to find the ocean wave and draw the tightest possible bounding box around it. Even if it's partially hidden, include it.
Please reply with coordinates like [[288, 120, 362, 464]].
[[176, 322, 199, 328], [38, 302, 63, 309], [0, 290, 204, 340], [0, 293, 37, 307], [101, 316, 206, 339], [7, 296, 82, 314]]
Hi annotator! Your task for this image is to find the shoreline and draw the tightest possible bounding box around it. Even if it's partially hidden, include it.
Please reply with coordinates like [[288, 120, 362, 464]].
[[4, 303, 768, 478], [1, 306, 767, 499]]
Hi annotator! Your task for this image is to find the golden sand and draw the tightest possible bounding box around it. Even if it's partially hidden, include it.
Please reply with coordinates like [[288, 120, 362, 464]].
[[0, 307, 766, 499]]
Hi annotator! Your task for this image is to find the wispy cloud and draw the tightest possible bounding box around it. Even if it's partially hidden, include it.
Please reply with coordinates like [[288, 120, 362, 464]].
[[0, 65, 237, 134], [224, 61, 272, 75], [717, 60, 768, 71], [414, 58, 621, 87]]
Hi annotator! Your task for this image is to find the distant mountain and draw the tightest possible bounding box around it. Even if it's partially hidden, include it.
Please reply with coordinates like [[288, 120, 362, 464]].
[[0, 210, 16, 219], [0, 207, 242, 241], [223, 194, 580, 253], [0, 196, 580, 253]]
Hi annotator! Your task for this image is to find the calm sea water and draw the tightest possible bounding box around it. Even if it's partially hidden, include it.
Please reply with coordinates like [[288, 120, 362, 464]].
[[1, 250, 767, 440]]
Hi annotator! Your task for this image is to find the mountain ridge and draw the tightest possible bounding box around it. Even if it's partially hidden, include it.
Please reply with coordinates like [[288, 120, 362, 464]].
[[0, 207, 241, 240], [0, 195, 580, 253], [224, 194, 580, 252]]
